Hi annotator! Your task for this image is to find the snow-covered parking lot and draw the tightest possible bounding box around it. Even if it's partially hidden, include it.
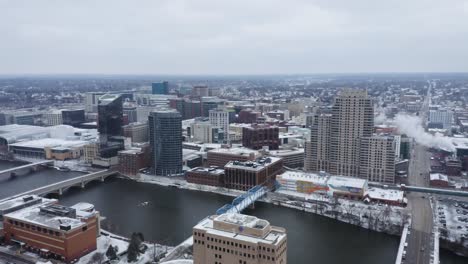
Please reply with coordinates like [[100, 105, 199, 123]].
[[435, 198, 468, 246]]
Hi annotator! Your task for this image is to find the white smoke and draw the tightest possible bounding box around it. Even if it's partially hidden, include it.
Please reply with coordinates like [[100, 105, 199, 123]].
[[394, 114, 455, 152]]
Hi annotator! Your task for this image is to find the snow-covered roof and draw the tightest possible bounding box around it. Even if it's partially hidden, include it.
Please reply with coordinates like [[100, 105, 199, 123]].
[[225, 157, 282, 171], [277, 171, 328, 185], [5, 204, 91, 231], [430, 173, 449, 182], [365, 188, 404, 202], [9, 138, 88, 149], [327, 176, 367, 189]]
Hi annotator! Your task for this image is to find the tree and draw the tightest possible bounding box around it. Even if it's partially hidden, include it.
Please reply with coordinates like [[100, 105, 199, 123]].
[[127, 232, 144, 262], [88, 252, 104, 264], [106, 244, 118, 260]]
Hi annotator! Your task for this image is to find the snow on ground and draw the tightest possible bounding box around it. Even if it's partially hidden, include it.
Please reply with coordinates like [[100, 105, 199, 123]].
[[434, 198, 468, 248], [138, 173, 244, 198], [76, 234, 129, 264], [272, 188, 409, 234]]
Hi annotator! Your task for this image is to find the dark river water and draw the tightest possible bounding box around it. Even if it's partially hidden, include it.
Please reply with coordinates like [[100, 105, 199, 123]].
[[1, 161, 466, 263]]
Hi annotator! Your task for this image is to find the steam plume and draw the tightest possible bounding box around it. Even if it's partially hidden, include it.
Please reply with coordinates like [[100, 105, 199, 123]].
[[394, 114, 455, 152]]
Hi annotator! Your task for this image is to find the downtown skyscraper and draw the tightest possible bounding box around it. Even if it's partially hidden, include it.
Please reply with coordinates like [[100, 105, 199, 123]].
[[305, 89, 396, 183], [149, 110, 183, 176]]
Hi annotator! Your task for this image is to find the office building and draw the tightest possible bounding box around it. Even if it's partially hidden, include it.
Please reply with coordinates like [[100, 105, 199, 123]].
[[85, 92, 105, 113], [43, 110, 63, 126], [267, 148, 305, 169], [193, 85, 209, 97], [207, 147, 259, 167], [429, 108, 453, 129], [224, 157, 283, 191], [3, 203, 99, 263], [238, 109, 261, 123], [118, 145, 150, 177], [186, 167, 225, 187], [123, 122, 149, 143], [149, 110, 183, 176], [152, 81, 169, 94], [242, 124, 279, 150], [97, 94, 124, 158], [123, 105, 138, 123], [193, 213, 287, 264], [209, 108, 230, 143], [190, 120, 224, 143], [62, 109, 85, 127]]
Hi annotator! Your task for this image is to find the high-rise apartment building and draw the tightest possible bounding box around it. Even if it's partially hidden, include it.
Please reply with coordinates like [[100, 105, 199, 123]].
[[359, 136, 396, 183], [97, 94, 124, 158], [148, 110, 182, 176], [329, 89, 374, 176], [209, 108, 230, 143], [193, 213, 287, 264], [304, 113, 332, 172], [305, 89, 395, 183]]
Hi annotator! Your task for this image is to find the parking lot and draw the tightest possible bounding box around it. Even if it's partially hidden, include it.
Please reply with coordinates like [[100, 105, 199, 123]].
[[435, 198, 468, 243]]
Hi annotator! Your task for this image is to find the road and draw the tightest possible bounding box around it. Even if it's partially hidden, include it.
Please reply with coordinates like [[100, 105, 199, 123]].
[[404, 83, 434, 264]]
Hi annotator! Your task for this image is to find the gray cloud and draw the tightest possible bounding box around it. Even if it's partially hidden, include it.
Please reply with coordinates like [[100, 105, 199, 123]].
[[0, 0, 467, 74]]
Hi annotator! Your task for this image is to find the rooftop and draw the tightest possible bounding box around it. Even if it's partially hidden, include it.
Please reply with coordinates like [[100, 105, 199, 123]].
[[224, 157, 282, 171], [327, 176, 368, 189], [194, 213, 286, 246], [277, 171, 328, 185], [365, 188, 405, 202], [5, 203, 94, 231], [189, 167, 224, 175], [430, 173, 449, 182], [9, 138, 88, 149]]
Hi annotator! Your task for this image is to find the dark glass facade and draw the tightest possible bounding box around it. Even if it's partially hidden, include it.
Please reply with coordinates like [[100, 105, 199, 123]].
[[152, 81, 169, 94], [149, 110, 182, 176], [98, 95, 124, 158], [62, 109, 85, 127]]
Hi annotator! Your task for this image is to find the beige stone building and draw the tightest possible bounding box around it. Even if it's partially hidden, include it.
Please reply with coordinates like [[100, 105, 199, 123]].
[[305, 89, 396, 183], [193, 213, 287, 264]]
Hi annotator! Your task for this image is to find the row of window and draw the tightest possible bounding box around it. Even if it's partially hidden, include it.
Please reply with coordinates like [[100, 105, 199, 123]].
[[8, 219, 61, 237]]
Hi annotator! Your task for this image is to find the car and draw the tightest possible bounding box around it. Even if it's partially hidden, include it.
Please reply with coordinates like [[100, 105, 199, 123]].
[[421, 247, 425, 252]]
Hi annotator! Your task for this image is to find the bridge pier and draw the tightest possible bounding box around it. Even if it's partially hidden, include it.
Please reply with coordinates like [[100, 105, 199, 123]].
[[81, 181, 85, 188], [100, 176, 104, 182], [58, 188, 63, 196], [249, 202, 255, 209]]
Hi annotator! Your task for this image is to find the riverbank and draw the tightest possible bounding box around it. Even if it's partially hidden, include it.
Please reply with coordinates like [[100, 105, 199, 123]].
[[137, 173, 408, 236]]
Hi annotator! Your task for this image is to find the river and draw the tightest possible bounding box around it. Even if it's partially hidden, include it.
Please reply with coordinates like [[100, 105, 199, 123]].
[[1, 161, 466, 263]]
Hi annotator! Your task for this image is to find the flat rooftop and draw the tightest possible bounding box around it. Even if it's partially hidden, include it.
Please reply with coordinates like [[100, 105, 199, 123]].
[[277, 171, 328, 185], [224, 157, 282, 171], [5, 204, 91, 231], [208, 147, 259, 156], [195, 214, 285, 246], [327, 176, 367, 189], [189, 167, 224, 175], [365, 188, 405, 202], [9, 138, 88, 149]]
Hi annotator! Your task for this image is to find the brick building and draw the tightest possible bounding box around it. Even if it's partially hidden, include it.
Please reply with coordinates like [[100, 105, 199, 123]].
[[3, 203, 99, 263], [207, 147, 259, 167], [118, 144, 150, 177], [186, 167, 225, 187], [242, 124, 279, 150], [224, 157, 283, 191]]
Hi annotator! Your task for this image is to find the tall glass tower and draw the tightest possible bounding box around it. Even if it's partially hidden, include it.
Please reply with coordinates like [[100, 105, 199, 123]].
[[149, 110, 182, 176]]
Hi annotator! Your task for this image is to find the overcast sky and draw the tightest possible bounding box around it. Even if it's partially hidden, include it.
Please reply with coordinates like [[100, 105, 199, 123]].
[[1, 0, 467, 75]]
